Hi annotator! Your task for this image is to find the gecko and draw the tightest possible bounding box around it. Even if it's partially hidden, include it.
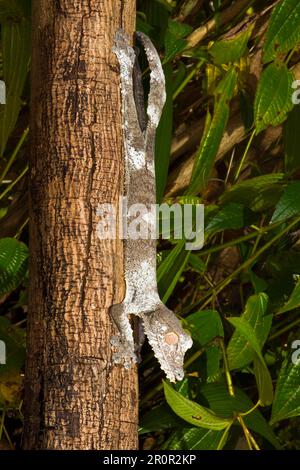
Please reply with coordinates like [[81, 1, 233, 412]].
[[110, 30, 192, 382]]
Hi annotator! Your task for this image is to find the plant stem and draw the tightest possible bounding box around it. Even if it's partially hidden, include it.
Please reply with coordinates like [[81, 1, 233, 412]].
[[234, 129, 255, 182], [199, 220, 282, 259], [0, 165, 28, 202], [0, 408, 5, 441], [0, 127, 29, 185], [173, 60, 204, 100], [270, 316, 300, 341], [199, 215, 300, 311], [220, 338, 235, 397]]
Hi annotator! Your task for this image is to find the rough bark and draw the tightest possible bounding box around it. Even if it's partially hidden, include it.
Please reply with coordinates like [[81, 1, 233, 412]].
[[23, 0, 138, 450]]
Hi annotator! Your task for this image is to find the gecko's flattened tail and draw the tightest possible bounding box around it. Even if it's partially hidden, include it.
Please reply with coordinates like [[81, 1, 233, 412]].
[[142, 305, 193, 382]]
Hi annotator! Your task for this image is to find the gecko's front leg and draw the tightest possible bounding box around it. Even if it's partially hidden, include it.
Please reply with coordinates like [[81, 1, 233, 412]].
[[110, 302, 137, 368]]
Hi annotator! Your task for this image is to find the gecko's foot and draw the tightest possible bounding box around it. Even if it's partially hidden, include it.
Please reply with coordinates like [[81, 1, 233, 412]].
[[110, 334, 137, 368]]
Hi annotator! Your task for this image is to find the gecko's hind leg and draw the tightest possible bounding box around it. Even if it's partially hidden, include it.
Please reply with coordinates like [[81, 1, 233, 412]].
[[109, 303, 137, 368]]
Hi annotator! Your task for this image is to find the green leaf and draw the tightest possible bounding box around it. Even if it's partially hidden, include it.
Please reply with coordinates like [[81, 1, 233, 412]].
[[228, 317, 264, 363], [139, 403, 182, 434], [188, 68, 237, 194], [254, 62, 294, 134], [186, 309, 224, 382], [155, 63, 173, 203], [227, 294, 272, 370], [277, 277, 300, 314], [271, 181, 300, 224], [188, 254, 206, 274], [221, 173, 285, 212], [264, 0, 300, 63], [198, 382, 279, 447], [158, 241, 190, 302], [185, 309, 224, 345], [228, 315, 273, 405], [253, 355, 274, 406], [271, 355, 300, 424], [164, 381, 232, 430], [206, 203, 244, 235], [163, 427, 223, 450], [0, 237, 28, 296], [0, 17, 31, 155], [164, 19, 192, 62], [209, 24, 254, 65]]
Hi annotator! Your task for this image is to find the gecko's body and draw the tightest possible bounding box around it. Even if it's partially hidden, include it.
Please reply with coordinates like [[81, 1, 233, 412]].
[[110, 31, 192, 382]]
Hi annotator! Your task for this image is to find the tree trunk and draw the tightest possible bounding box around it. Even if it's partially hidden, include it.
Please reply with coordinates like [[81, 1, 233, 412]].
[[23, 0, 138, 450]]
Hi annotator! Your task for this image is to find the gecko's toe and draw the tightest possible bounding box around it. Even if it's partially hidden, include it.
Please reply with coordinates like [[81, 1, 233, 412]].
[[110, 335, 137, 367]]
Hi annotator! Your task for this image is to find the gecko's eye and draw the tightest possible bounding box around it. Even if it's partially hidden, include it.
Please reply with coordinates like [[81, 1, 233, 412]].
[[164, 332, 179, 345]]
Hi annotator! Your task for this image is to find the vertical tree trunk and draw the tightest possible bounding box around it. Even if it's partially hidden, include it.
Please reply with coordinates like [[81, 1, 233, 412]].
[[23, 0, 138, 450]]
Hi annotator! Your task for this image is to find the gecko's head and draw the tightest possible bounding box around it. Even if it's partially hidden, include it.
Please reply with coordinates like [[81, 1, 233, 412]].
[[142, 305, 193, 382]]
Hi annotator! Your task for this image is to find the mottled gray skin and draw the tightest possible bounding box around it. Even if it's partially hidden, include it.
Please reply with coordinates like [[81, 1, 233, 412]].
[[110, 30, 192, 382]]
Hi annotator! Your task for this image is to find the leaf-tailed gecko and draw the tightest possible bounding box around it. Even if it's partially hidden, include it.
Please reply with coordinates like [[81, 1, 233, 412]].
[[110, 30, 192, 382]]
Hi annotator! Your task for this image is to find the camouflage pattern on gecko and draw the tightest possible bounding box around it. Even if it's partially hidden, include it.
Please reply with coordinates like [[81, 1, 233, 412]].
[[110, 30, 192, 382]]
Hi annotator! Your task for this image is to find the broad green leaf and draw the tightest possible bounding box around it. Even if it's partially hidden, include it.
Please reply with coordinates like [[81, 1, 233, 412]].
[[198, 382, 279, 447], [209, 24, 254, 65], [221, 173, 285, 212], [284, 105, 300, 173], [0, 17, 31, 155], [139, 403, 182, 434], [227, 293, 272, 370], [254, 62, 294, 134], [206, 203, 244, 235], [185, 309, 224, 345], [163, 427, 223, 450], [164, 19, 192, 62], [188, 68, 237, 194], [138, 0, 170, 48], [188, 254, 206, 274], [0, 317, 25, 375], [271, 181, 300, 223], [249, 270, 268, 294], [253, 355, 274, 406], [164, 381, 232, 430], [228, 315, 274, 405], [0, 237, 28, 296], [205, 345, 223, 383], [155, 63, 173, 203], [264, 0, 300, 63], [157, 241, 190, 302], [277, 277, 300, 314], [271, 355, 300, 424], [228, 317, 265, 363], [185, 309, 224, 383]]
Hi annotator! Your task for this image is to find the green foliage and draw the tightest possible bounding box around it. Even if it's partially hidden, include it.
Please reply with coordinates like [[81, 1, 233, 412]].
[[1, 0, 300, 451], [0, 238, 28, 297], [209, 24, 254, 65], [164, 380, 233, 430], [277, 277, 300, 314], [227, 294, 271, 370], [254, 62, 294, 134], [271, 355, 300, 424], [139, 0, 300, 451], [271, 181, 300, 223], [188, 68, 237, 194], [263, 0, 300, 63]]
